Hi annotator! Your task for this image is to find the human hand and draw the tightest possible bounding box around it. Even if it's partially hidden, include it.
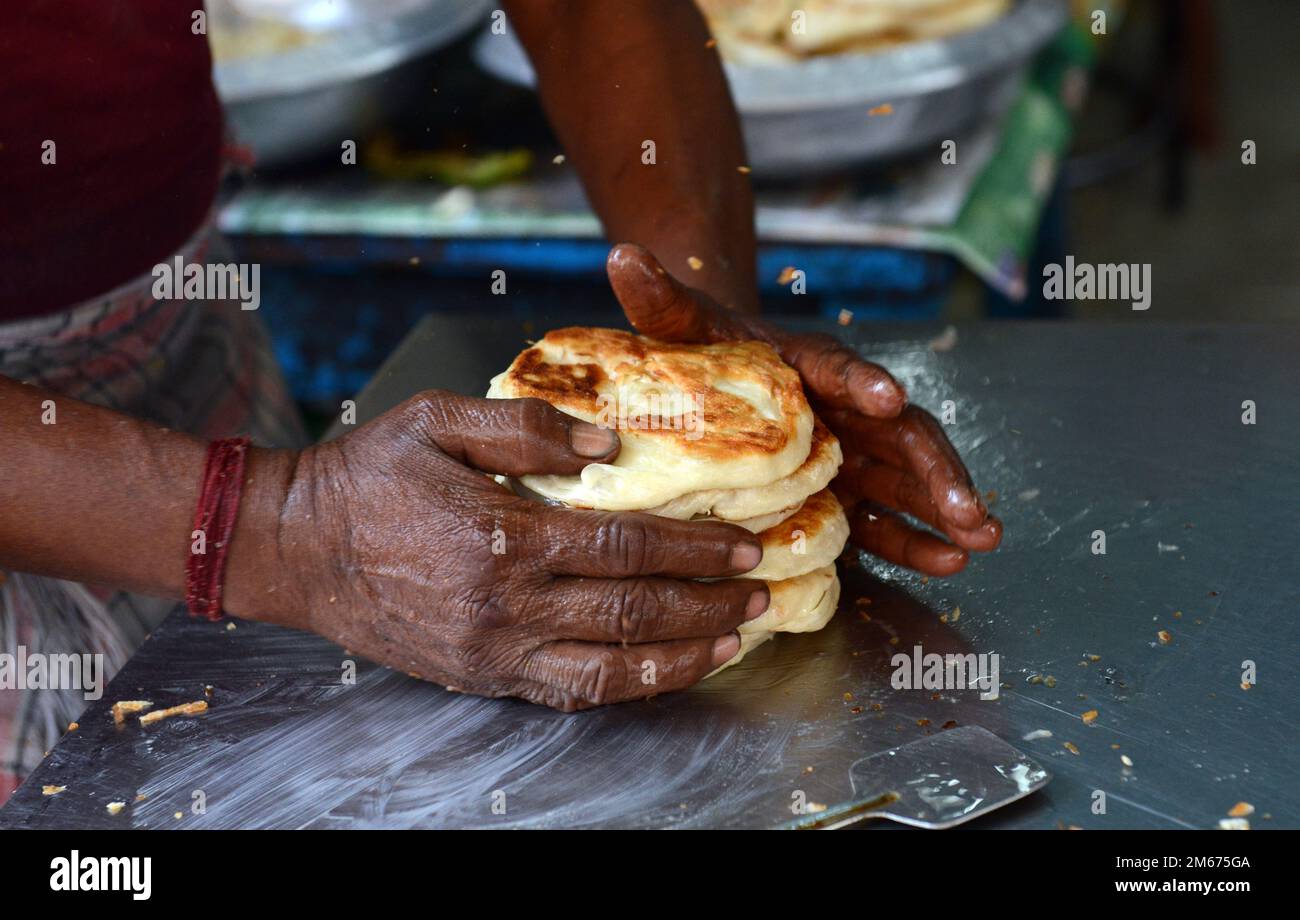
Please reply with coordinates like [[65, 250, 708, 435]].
[[606, 242, 1001, 576], [233, 390, 768, 710]]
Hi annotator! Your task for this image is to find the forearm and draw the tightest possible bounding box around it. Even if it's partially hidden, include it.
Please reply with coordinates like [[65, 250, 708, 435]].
[[506, 0, 758, 312], [0, 375, 293, 620]]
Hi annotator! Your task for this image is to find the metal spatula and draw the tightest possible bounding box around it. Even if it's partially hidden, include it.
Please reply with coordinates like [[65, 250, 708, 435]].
[[787, 725, 1051, 830]]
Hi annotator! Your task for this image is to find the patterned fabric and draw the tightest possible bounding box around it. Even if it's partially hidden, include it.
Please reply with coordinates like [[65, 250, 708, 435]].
[[0, 217, 306, 804]]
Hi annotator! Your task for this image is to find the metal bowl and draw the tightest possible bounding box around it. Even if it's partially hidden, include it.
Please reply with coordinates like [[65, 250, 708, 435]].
[[213, 0, 491, 169], [473, 0, 1068, 176]]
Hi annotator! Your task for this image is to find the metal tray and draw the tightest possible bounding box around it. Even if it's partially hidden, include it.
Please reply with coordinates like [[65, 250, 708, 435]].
[[473, 0, 1068, 176], [213, 0, 491, 168]]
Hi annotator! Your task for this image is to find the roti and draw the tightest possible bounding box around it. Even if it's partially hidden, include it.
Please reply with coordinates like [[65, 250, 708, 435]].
[[743, 488, 850, 581], [487, 327, 814, 511], [707, 564, 842, 676], [646, 415, 843, 523]]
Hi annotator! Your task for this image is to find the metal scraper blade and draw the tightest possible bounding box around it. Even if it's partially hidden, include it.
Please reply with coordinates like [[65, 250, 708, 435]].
[[787, 725, 1051, 830]]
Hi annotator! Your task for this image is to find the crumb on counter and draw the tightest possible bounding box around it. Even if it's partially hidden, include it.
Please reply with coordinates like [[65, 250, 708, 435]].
[[111, 700, 153, 725], [138, 700, 208, 727]]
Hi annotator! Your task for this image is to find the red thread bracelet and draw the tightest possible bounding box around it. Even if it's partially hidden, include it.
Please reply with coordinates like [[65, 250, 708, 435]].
[[185, 436, 252, 621]]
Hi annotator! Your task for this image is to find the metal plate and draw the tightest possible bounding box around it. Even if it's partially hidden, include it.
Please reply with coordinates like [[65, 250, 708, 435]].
[[214, 0, 491, 101], [473, 0, 1068, 174], [213, 0, 491, 167]]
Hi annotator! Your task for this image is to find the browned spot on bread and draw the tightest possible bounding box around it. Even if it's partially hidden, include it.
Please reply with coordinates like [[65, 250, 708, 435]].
[[493, 327, 808, 463], [803, 416, 836, 467], [510, 347, 604, 403], [758, 488, 841, 550]]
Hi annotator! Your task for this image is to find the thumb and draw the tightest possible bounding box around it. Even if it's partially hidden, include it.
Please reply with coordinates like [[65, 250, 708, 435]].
[[606, 243, 721, 343], [405, 390, 620, 477]]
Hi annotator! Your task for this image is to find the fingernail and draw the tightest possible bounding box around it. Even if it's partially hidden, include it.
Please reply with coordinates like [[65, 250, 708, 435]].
[[711, 633, 741, 668], [570, 421, 618, 457], [745, 588, 770, 620], [730, 541, 762, 572], [873, 379, 908, 415], [937, 547, 970, 575]]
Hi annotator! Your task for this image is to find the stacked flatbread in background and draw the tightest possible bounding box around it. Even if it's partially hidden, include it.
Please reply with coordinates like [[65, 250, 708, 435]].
[[488, 327, 849, 675], [695, 0, 1012, 65]]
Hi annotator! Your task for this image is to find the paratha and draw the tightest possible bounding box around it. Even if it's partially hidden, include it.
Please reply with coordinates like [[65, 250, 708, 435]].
[[487, 327, 814, 511], [743, 488, 851, 581], [708, 564, 842, 675], [647, 415, 842, 523]]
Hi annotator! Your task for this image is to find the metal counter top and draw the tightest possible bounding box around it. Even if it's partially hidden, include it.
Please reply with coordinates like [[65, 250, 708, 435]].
[[3, 317, 1296, 829]]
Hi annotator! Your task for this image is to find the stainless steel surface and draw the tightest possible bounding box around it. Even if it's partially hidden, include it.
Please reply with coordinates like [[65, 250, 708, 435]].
[[3, 318, 1295, 830], [473, 0, 1068, 174], [789, 726, 1051, 829], [213, 0, 491, 168]]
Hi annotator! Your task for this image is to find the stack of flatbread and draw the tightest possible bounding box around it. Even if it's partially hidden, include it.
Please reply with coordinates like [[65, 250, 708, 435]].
[[487, 327, 849, 674], [695, 0, 1011, 65]]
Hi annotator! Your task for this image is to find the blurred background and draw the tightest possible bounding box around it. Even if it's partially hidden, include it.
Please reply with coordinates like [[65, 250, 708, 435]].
[[206, 0, 1299, 427]]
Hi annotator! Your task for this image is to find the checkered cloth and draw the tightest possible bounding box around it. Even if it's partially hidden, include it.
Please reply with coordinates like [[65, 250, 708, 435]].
[[0, 218, 305, 803]]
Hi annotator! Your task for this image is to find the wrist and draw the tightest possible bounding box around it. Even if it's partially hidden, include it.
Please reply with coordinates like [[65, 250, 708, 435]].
[[220, 445, 306, 628]]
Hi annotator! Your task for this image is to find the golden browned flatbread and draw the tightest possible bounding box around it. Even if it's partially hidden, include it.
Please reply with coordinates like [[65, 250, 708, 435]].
[[707, 564, 842, 676], [744, 488, 850, 581], [648, 415, 843, 524], [697, 0, 1011, 61], [487, 327, 813, 510]]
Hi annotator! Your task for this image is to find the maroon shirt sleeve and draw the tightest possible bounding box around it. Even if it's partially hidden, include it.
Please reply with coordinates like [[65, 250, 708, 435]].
[[0, 2, 223, 320]]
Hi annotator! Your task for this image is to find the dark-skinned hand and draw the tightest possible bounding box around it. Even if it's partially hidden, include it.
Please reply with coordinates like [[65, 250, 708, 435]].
[[245, 390, 769, 711], [605, 243, 1002, 577]]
